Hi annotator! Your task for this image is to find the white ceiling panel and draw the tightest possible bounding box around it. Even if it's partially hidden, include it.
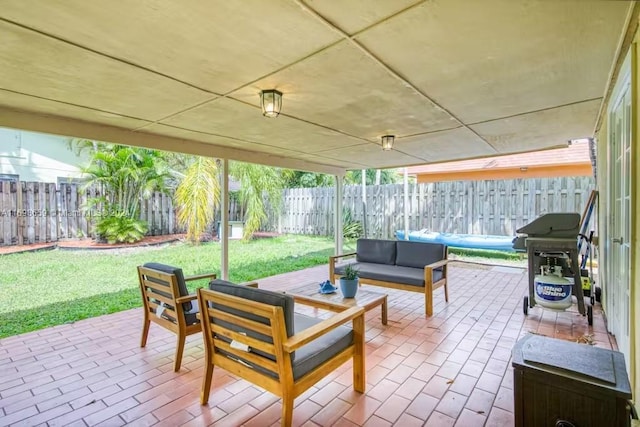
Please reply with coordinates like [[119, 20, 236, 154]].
[[161, 97, 366, 153], [319, 141, 424, 169], [0, 22, 213, 121], [141, 124, 302, 157], [301, 0, 421, 35], [357, 0, 630, 124], [0, 90, 151, 130], [0, 0, 341, 94], [231, 41, 459, 139], [469, 100, 602, 153], [398, 127, 497, 163]]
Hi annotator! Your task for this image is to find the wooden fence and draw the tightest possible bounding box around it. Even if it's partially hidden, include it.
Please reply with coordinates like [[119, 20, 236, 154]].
[[0, 181, 249, 246], [1, 177, 594, 245], [0, 182, 175, 245], [273, 177, 595, 239]]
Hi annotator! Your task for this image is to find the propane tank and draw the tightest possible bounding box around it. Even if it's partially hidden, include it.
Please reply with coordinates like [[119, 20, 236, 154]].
[[534, 260, 573, 310]]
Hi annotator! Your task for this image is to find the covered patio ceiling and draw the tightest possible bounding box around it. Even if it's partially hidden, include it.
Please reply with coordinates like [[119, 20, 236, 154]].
[[0, 1, 633, 174]]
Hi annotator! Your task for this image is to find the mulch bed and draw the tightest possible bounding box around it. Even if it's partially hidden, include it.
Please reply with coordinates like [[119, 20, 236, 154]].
[[0, 234, 185, 255], [0, 232, 281, 255]]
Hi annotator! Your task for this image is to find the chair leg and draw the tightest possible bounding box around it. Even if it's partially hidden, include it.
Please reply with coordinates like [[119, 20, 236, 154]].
[[425, 279, 433, 317], [200, 360, 214, 405], [281, 396, 294, 427], [140, 317, 150, 348], [444, 280, 449, 302], [174, 333, 186, 372], [353, 315, 366, 393]]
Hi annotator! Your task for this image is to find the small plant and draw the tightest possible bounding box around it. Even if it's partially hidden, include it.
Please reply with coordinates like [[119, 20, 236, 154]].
[[342, 264, 359, 281], [342, 208, 363, 239], [94, 213, 148, 244]]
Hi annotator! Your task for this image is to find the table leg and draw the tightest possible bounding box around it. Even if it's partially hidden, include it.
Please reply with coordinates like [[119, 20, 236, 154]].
[[381, 296, 388, 325]]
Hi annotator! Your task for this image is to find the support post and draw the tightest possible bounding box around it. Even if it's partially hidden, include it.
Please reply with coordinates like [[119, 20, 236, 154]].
[[403, 167, 409, 240], [335, 174, 344, 255], [361, 169, 367, 238], [221, 159, 229, 280]]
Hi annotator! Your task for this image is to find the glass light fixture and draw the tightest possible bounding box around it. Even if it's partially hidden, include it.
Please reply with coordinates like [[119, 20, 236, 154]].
[[260, 89, 283, 118], [381, 135, 395, 151]]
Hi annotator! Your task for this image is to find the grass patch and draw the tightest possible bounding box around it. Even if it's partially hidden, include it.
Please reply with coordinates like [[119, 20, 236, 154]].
[[0, 235, 355, 338], [448, 247, 522, 260]]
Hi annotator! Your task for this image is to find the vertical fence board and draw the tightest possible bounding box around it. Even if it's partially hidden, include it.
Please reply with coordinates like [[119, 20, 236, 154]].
[[37, 183, 46, 242], [1, 182, 12, 245], [48, 183, 57, 242]]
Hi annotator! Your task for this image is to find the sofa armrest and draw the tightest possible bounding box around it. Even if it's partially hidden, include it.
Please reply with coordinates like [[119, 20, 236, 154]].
[[425, 259, 448, 270], [283, 305, 365, 353], [292, 295, 350, 312], [185, 272, 217, 282], [175, 294, 198, 304], [329, 252, 357, 281], [329, 252, 357, 264]]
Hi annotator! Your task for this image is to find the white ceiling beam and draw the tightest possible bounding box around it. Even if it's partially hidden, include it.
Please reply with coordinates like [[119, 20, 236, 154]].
[[0, 107, 347, 175]]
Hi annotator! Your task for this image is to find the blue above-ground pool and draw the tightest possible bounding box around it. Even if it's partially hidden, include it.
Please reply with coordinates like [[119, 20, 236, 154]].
[[395, 229, 515, 252]]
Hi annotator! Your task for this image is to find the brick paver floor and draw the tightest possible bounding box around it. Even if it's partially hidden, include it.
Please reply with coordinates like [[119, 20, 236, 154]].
[[0, 262, 614, 426]]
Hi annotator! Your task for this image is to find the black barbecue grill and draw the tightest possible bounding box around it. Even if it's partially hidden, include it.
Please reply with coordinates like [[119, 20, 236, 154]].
[[514, 213, 592, 325]]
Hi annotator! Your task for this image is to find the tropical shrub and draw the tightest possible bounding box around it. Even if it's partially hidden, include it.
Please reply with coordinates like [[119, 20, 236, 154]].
[[81, 144, 170, 243], [94, 213, 148, 244], [342, 208, 363, 239]]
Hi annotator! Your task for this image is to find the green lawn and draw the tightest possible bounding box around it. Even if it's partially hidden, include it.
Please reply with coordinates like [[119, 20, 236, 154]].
[[0, 235, 355, 339]]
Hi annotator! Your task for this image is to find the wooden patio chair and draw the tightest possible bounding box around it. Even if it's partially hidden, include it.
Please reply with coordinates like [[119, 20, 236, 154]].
[[197, 281, 366, 427], [137, 263, 218, 372]]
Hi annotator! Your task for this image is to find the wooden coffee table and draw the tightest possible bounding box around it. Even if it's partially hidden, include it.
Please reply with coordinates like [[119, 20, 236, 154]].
[[285, 284, 388, 325]]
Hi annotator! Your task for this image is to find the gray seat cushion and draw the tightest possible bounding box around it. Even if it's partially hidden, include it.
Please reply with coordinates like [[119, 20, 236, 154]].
[[335, 262, 443, 287], [142, 262, 193, 312], [292, 314, 353, 380], [395, 241, 446, 269], [356, 239, 396, 265]]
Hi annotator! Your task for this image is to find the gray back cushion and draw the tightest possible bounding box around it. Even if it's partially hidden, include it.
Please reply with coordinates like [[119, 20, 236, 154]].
[[208, 280, 295, 339], [395, 241, 446, 268], [356, 239, 397, 265], [142, 262, 192, 312]]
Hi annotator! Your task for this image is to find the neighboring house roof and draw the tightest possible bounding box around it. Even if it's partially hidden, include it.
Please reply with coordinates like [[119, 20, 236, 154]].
[[407, 140, 593, 183]]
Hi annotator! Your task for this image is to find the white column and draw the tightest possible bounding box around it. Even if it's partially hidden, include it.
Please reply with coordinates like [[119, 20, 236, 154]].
[[221, 159, 229, 279], [361, 169, 367, 238], [403, 167, 409, 240], [334, 174, 344, 255]]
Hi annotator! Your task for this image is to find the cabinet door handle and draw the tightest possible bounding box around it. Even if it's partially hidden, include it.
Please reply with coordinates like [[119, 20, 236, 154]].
[[613, 237, 624, 244], [555, 421, 576, 427]]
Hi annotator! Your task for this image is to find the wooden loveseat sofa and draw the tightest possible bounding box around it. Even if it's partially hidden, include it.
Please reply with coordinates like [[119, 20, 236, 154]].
[[330, 238, 449, 316]]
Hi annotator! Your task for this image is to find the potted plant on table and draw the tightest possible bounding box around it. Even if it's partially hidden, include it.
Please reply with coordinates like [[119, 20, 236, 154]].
[[339, 264, 359, 298]]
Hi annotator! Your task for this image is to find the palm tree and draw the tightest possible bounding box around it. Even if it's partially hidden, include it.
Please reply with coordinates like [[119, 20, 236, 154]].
[[174, 158, 285, 242], [230, 162, 285, 240], [174, 157, 220, 243]]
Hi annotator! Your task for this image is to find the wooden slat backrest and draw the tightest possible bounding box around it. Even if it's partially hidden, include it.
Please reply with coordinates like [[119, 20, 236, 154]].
[[198, 288, 291, 393], [137, 266, 181, 325]]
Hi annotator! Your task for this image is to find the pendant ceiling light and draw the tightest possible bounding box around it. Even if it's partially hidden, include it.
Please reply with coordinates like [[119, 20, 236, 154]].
[[260, 89, 283, 118], [381, 135, 395, 151]]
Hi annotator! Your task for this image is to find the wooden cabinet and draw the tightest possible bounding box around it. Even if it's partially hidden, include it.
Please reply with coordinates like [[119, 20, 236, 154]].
[[512, 335, 632, 427]]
